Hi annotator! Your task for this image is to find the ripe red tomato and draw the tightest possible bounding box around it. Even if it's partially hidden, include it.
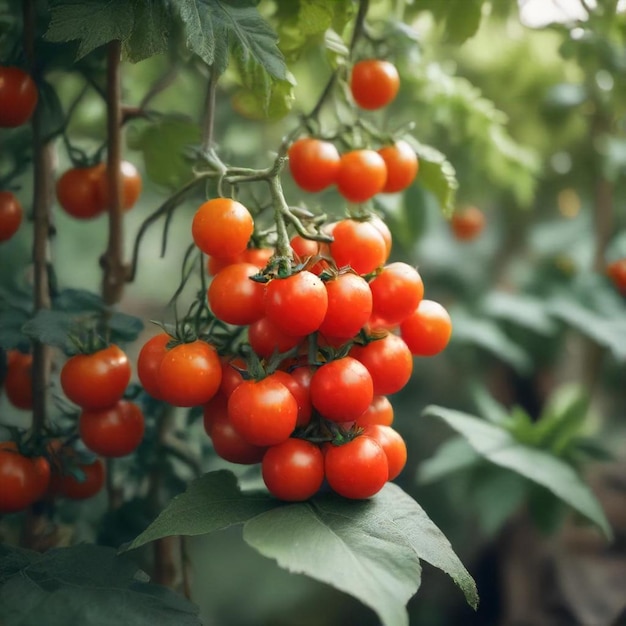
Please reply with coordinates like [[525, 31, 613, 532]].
[[606, 258, 626, 294], [56, 165, 106, 219], [336, 150, 387, 203], [207, 247, 273, 276], [57, 459, 105, 500], [378, 140, 418, 193], [324, 436, 388, 499], [192, 198, 254, 258], [137, 332, 170, 399], [270, 369, 313, 428], [0, 192, 23, 242], [368, 215, 392, 261], [329, 219, 387, 275], [264, 271, 328, 337], [61, 345, 131, 410], [310, 357, 373, 422], [290, 235, 329, 274], [400, 300, 452, 357], [79, 400, 145, 457], [158, 340, 221, 407], [247, 316, 302, 359], [350, 59, 400, 110], [450, 206, 485, 241], [220, 357, 246, 397], [0, 66, 38, 127], [228, 376, 298, 446], [351, 334, 413, 395], [262, 438, 324, 501], [288, 137, 341, 192], [369, 262, 424, 325], [0, 443, 49, 513], [4, 351, 32, 410], [355, 395, 394, 427], [361, 425, 407, 480], [96, 161, 142, 211], [208, 262, 266, 325], [319, 272, 373, 339]]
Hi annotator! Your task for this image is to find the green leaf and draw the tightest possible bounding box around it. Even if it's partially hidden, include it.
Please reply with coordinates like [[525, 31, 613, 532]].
[[405, 138, 458, 217], [108, 312, 144, 343], [174, 0, 286, 78], [123, 1, 171, 63], [244, 483, 478, 626], [0, 308, 30, 349], [482, 291, 557, 335], [21, 309, 74, 351], [423, 405, 612, 539], [0, 543, 201, 626], [413, 0, 486, 44], [125, 470, 277, 550], [469, 384, 509, 426], [417, 436, 481, 484], [53, 288, 104, 313]]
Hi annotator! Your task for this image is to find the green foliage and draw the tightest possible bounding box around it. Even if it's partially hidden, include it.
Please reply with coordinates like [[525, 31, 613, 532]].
[[421, 405, 612, 538], [128, 470, 478, 625], [0, 544, 201, 626], [410, 0, 487, 45]]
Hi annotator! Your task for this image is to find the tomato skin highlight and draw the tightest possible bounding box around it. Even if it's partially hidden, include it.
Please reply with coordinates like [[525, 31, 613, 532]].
[[192, 198, 254, 258], [228, 376, 298, 447], [324, 436, 389, 499], [137, 333, 170, 399], [319, 273, 373, 339], [0, 66, 38, 127], [56, 165, 107, 220], [310, 357, 374, 422], [400, 300, 452, 357], [350, 59, 400, 111], [262, 438, 324, 501], [264, 271, 328, 337], [378, 140, 418, 193], [336, 150, 387, 203], [0, 192, 23, 242], [288, 137, 341, 192], [79, 400, 145, 457], [61, 345, 131, 410], [96, 160, 142, 211], [369, 262, 424, 326], [361, 424, 407, 480], [329, 219, 387, 275], [4, 351, 33, 410], [208, 262, 266, 325], [158, 340, 221, 407]]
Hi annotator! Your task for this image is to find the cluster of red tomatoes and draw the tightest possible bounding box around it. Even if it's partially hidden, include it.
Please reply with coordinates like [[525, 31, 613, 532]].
[[0, 66, 38, 244], [133, 188, 452, 502]]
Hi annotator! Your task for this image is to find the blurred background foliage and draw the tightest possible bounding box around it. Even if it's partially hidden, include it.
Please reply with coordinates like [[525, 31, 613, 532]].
[[1, 0, 626, 624]]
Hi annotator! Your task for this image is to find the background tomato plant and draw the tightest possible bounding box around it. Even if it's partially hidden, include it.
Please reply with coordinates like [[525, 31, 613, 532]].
[[1, 1, 625, 626]]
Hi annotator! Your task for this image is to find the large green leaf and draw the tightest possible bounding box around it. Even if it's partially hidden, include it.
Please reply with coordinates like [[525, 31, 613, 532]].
[[244, 483, 478, 626], [482, 291, 557, 335], [423, 406, 612, 539], [411, 0, 486, 44], [0, 544, 201, 626], [126, 470, 277, 550], [417, 436, 481, 484], [21, 309, 74, 351]]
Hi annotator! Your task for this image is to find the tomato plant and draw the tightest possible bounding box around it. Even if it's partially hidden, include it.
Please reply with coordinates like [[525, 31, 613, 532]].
[[350, 59, 400, 111]]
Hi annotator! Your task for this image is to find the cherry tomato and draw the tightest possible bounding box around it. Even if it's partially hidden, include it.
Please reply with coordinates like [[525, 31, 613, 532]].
[[270, 370, 313, 428], [336, 150, 387, 203], [57, 459, 105, 500], [310, 357, 373, 422], [208, 262, 265, 325], [158, 340, 221, 407], [248, 316, 302, 359], [355, 395, 395, 427], [351, 334, 413, 395], [4, 351, 32, 410], [96, 161, 142, 211], [378, 140, 418, 193], [264, 271, 328, 337], [0, 192, 22, 242], [0, 66, 38, 127], [606, 258, 626, 294], [220, 357, 246, 397], [400, 300, 452, 357], [192, 198, 254, 258], [369, 262, 424, 325], [202, 391, 229, 433], [207, 247, 273, 276], [290, 235, 329, 274], [450, 206, 485, 241], [325, 436, 388, 499], [137, 332, 170, 399], [0, 443, 49, 513], [228, 376, 298, 446], [262, 438, 324, 501], [319, 273, 373, 339], [56, 165, 106, 219], [350, 59, 400, 111], [368, 215, 392, 261], [361, 425, 407, 480], [288, 137, 340, 192], [61, 345, 131, 410], [329, 219, 387, 275], [79, 400, 145, 457]]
